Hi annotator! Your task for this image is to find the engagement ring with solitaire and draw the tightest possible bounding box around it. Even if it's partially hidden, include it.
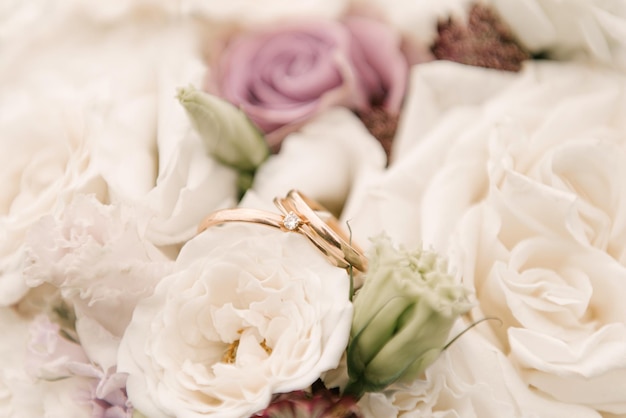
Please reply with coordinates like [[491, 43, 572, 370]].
[[198, 190, 367, 274]]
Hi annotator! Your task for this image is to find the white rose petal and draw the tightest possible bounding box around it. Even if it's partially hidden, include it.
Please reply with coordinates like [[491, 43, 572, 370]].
[[82, 22, 239, 247], [2, 9, 238, 260], [0, 93, 106, 305], [490, 0, 626, 68], [416, 61, 626, 413], [353, 0, 473, 45], [347, 59, 626, 415], [118, 223, 353, 418], [252, 108, 386, 217], [23, 195, 174, 369], [342, 62, 515, 249], [183, 0, 349, 25], [358, 323, 601, 418]]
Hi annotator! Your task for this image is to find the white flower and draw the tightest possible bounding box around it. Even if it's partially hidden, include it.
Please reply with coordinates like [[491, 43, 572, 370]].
[[1, 7, 238, 262], [74, 20, 239, 247], [0, 307, 96, 418], [23, 195, 174, 369], [118, 223, 353, 418], [0, 91, 107, 306], [181, 0, 349, 25], [490, 0, 626, 68], [26, 315, 133, 418], [346, 59, 626, 415], [252, 108, 386, 217], [452, 61, 626, 413], [353, 0, 473, 44], [358, 322, 601, 418], [341, 61, 516, 248], [0, 307, 38, 418]]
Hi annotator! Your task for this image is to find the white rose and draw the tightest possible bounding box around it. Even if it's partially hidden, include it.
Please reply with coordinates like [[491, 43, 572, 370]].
[[251, 108, 386, 217], [182, 0, 349, 25], [0, 0, 181, 38], [56, 0, 182, 23], [358, 323, 601, 418], [452, 63, 626, 413], [490, 0, 626, 68], [346, 60, 626, 415], [118, 223, 353, 418], [23, 195, 174, 369], [342, 61, 515, 248], [353, 0, 473, 44], [86, 23, 239, 246], [93, 50, 239, 246], [2, 9, 238, 252], [0, 91, 107, 306]]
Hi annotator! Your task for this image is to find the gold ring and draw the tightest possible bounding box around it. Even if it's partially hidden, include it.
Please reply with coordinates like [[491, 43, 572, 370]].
[[198, 190, 368, 273]]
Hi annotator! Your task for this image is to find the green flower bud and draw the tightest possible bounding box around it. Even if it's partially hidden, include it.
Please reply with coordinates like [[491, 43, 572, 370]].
[[345, 236, 472, 398], [177, 86, 269, 172]]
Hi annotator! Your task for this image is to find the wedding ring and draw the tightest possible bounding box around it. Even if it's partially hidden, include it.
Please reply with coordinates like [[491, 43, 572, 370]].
[[198, 190, 368, 273]]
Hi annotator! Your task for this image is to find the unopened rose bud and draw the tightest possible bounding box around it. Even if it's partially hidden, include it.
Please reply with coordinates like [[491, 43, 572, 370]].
[[177, 86, 269, 172], [345, 236, 472, 398]]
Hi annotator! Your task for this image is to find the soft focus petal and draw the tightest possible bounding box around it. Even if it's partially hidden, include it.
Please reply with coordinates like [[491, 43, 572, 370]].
[[251, 108, 386, 217], [185, 0, 349, 24], [345, 16, 409, 112], [491, 0, 626, 68]]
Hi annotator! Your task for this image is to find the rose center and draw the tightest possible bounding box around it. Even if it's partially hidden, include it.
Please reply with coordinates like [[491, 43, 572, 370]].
[[222, 340, 240, 364], [221, 338, 273, 364]]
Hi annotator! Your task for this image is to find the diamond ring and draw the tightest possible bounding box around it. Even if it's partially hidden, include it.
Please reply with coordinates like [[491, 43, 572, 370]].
[[197, 190, 367, 274]]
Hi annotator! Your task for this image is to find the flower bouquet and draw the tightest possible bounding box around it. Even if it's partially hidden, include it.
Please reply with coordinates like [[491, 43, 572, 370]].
[[2, 1, 626, 417]]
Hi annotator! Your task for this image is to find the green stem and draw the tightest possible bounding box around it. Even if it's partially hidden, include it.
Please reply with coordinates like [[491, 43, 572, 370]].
[[342, 380, 366, 400]]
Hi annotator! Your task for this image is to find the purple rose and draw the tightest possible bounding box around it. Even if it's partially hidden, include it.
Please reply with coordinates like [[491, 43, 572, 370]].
[[212, 17, 408, 149]]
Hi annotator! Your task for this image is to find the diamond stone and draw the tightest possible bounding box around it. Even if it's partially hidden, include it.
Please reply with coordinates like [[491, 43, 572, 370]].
[[282, 212, 301, 231]]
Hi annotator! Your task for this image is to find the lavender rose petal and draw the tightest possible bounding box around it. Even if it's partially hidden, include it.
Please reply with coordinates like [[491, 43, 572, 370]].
[[216, 21, 356, 137], [346, 16, 408, 112], [213, 17, 407, 148]]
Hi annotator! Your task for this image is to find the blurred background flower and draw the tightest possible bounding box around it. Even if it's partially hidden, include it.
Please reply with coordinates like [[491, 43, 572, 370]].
[[208, 16, 409, 150]]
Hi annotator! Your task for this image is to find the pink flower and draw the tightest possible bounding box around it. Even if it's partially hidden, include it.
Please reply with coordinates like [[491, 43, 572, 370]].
[[253, 384, 362, 418], [212, 16, 408, 149]]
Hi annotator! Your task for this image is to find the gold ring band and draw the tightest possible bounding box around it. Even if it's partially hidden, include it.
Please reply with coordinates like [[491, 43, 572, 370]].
[[198, 190, 368, 273]]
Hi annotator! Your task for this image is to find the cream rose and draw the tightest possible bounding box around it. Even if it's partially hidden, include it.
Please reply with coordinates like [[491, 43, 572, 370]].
[[452, 62, 626, 413], [353, 0, 473, 45], [1, 9, 238, 263], [344, 60, 626, 415], [183, 0, 349, 25], [341, 61, 516, 248], [118, 223, 353, 418], [71, 21, 239, 247], [490, 0, 626, 68], [357, 322, 600, 418], [0, 90, 107, 306], [23, 195, 174, 370], [251, 108, 386, 217]]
